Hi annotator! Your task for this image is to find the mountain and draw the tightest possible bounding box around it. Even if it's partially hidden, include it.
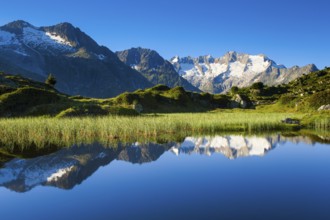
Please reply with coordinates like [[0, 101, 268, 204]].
[[170, 52, 318, 93], [0, 20, 153, 98], [116, 47, 200, 92], [1, 68, 328, 117]]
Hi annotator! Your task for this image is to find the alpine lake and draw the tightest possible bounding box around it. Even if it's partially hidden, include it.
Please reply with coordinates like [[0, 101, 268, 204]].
[[0, 126, 329, 220]]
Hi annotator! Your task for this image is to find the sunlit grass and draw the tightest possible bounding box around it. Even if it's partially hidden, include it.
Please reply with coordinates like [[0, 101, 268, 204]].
[[0, 112, 307, 149]]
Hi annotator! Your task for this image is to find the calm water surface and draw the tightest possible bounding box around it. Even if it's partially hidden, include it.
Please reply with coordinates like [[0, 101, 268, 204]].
[[0, 134, 329, 220]]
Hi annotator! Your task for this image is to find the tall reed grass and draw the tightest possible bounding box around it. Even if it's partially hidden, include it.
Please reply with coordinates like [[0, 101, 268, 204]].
[[0, 112, 303, 149]]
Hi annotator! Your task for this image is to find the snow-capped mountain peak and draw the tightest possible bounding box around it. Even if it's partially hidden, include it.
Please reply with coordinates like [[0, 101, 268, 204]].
[[0, 20, 111, 56], [22, 26, 74, 51], [170, 52, 317, 93], [0, 20, 77, 54], [2, 20, 35, 31]]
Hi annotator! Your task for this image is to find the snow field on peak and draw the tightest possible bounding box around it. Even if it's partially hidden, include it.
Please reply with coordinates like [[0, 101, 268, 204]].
[[248, 55, 270, 72], [23, 27, 74, 51], [45, 31, 73, 46], [0, 30, 20, 46], [171, 56, 179, 63], [173, 54, 274, 82]]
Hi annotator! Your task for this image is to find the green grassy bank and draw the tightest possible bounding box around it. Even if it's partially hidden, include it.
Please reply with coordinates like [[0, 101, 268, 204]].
[[0, 111, 321, 148]]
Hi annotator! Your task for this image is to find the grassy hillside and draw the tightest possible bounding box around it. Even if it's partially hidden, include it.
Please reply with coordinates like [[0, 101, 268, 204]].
[[107, 85, 239, 113], [0, 72, 137, 117], [0, 72, 254, 117], [230, 67, 330, 112], [0, 68, 329, 118], [0, 70, 329, 153]]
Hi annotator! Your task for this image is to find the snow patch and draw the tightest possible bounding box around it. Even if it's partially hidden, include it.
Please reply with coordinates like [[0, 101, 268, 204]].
[[0, 30, 20, 46], [179, 63, 201, 77], [131, 64, 140, 71], [23, 27, 74, 51], [171, 56, 179, 63], [14, 49, 28, 56], [45, 32, 72, 46], [248, 55, 270, 73], [97, 54, 106, 60]]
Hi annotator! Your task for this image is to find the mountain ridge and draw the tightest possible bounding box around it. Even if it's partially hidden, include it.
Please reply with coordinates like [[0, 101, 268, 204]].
[[0, 20, 153, 98], [0, 20, 321, 97], [170, 52, 318, 93], [116, 47, 200, 92]]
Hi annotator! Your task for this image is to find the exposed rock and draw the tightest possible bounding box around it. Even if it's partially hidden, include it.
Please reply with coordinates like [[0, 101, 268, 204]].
[[132, 103, 143, 113], [281, 118, 300, 124], [318, 104, 330, 111], [230, 94, 251, 108]]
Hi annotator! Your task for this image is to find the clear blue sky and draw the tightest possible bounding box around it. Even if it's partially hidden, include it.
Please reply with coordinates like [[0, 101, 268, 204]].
[[1, 0, 329, 68]]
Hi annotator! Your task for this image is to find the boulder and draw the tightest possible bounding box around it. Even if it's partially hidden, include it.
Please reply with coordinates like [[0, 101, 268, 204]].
[[281, 118, 300, 125], [318, 104, 330, 111], [232, 94, 248, 108], [132, 103, 143, 113]]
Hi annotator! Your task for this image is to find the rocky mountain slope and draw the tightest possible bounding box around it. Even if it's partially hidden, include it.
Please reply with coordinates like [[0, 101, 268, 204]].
[[170, 52, 318, 93], [0, 20, 153, 97], [116, 47, 200, 92]]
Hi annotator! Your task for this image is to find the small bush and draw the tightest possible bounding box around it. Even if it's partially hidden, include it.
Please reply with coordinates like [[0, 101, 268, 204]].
[[278, 95, 297, 106]]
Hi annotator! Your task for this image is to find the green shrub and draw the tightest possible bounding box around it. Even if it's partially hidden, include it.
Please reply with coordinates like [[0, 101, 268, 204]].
[[56, 105, 138, 117], [304, 90, 330, 110], [0, 85, 15, 95], [0, 87, 63, 116], [56, 104, 108, 117], [278, 95, 297, 106], [150, 84, 170, 92]]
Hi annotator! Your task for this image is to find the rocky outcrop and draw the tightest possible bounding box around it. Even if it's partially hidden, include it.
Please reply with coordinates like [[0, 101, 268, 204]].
[[281, 118, 300, 124], [318, 104, 330, 111], [230, 94, 253, 108]]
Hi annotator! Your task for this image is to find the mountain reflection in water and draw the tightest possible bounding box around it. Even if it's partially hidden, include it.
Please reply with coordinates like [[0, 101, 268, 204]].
[[0, 134, 325, 192]]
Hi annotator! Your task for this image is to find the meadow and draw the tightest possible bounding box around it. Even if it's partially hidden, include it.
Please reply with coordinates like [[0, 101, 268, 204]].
[[0, 111, 312, 148]]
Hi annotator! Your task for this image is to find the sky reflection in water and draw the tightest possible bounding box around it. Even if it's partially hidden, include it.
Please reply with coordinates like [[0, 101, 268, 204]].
[[0, 134, 329, 220]]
